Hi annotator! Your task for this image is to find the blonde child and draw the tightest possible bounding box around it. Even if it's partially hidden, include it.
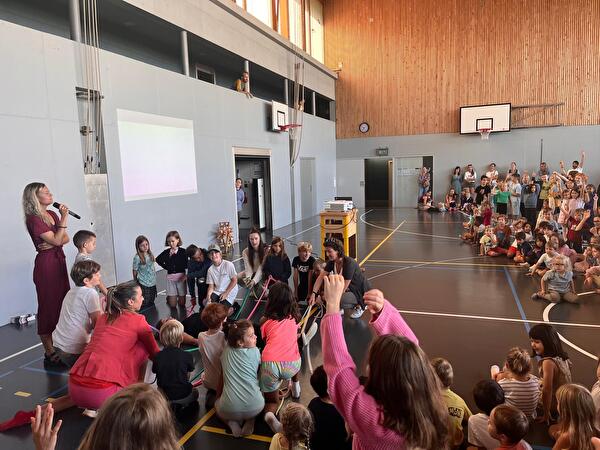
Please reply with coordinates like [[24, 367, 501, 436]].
[[132, 235, 157, 307], [480, 226, 497, 256], [527, 242, 560, 277], [531, 254, 577, 303], [487, 404, 532, 450], [156, 231, 187, 308], [549, 384, 600, 450], [445, 188, 458, 211], [152, 320, 198, 408], [292, 241, 315, 303], [491, 347, 541, 419], [198, 303, 228, 395], [269, 403, 313, 450]]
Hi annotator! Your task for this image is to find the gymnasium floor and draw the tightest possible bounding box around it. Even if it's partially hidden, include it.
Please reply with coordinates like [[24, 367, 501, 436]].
[[1, 208, 599, 449]]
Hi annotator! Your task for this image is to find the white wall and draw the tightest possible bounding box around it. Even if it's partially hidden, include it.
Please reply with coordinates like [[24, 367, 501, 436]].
[[0, 20, 336, 325], [336, 159, 365, 208], [337, 126, 600, 203]]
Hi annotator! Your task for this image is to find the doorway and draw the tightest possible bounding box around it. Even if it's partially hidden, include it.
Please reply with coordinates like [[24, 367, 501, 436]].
[[393, 156, 434, 207], [234, 157, 273, 235], [300, 157, 317, 218], [365, 158, 392, 208]]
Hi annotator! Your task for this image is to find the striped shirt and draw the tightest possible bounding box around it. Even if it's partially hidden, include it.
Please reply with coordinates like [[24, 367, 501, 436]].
[[499, 376, 541, 419]]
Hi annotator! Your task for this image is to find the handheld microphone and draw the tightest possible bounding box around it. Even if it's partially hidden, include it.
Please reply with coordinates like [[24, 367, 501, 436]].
[[52, 202, 81, 220]]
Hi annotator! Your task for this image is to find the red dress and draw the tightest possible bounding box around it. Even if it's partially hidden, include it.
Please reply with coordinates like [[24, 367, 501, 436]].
[[25, 211, 70, 335]]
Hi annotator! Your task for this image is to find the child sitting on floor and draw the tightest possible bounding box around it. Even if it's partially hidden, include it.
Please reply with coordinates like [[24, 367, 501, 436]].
[[480, 226, 497, 256], [487, 404, 532, 450], [491, 347, 541, 419], [512, 232, 534, 264], [269, 403, 313, 450], [488, 215, 512, 257], [308, 365, 351, 450], [52, 260, 103, 367], [522, 234, 546, 268], [198, 303, 228, 399], [152, 320, 198, 410], [527, 241, 559, 277], [431, 357, 472, 448], [531, 254, 577, 303], [468, 380, 505, 450], [584, 248, 600, 294]]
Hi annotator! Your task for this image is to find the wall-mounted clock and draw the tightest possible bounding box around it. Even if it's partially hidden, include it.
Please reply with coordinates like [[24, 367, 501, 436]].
[[359, 122, 370, 133]]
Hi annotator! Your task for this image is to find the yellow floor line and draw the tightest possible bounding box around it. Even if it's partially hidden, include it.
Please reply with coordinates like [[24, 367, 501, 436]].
[[178, 408, 216, 446], [358, 221, 405, 267], [368, 259, 521, 268], [201, 425, 273, 443]]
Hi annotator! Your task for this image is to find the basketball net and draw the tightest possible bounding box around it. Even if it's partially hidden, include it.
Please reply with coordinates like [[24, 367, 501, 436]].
[[479, 128, 491, 140]]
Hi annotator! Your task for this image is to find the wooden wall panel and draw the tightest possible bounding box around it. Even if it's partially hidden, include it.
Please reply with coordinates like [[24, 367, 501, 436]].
[[324, 0, 600, 138]]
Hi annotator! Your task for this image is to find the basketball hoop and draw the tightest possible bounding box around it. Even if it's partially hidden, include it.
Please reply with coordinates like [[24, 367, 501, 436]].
[[279, 124, 302, 132], [478, 128, 491, 140]]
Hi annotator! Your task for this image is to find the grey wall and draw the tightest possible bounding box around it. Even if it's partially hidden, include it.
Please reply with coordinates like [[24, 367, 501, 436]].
[[337, 126, 600, 203], [1, 19, 336, 325]]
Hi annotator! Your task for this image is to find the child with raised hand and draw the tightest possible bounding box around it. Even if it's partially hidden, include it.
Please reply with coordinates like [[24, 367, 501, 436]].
[[156, 230, 187, 308], [132, 235, 157, 307], [468, 380, 505, 450], [269, 403, 313, 450], [292, 241, 315, 303], [152, 319, 198, 409], [52, 260, 102, 367], [566, 208, 591, 253], [216, 320, 264, 438], [487, 404, 532, 450], [491, 347, 541, 419], [198, 303, 228, 397], [73, 230, 108, 296], [186, 244, 211, 309], [550, 384, 600, 450], [321, 275, 450, 449], [308, 365, 351, 450], [262, 236, 292, 283], [431, 358, 472, 448], [260, 283, 302, 433], [528, 323, 572, 423], [531, 254, 577, 303], [31, 383, 180, 450]]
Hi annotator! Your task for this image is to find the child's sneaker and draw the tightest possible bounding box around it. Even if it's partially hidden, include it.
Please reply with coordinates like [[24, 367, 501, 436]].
[[350, 306, 365, 319]]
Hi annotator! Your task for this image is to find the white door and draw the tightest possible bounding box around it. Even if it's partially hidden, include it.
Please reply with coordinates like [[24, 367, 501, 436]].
[[300, 157, 317, 219], [394, 157, 423, 207], [336, 159, 365, 208], [256, 178, 266, 229]]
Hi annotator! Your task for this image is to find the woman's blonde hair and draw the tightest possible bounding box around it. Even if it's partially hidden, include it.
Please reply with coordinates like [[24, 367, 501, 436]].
[[556, 384, 600, 450], [22, 182, 50, 225], [159, 319, 184, 347], [77, 383, 180, 450], [280, 403, 313, 449]]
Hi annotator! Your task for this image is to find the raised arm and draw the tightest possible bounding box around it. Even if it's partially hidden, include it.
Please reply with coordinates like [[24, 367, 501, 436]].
[[363, 289, 418, 344]]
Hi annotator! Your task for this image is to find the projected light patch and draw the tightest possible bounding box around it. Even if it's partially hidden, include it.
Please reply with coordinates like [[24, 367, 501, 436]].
[[117, 109, 197, 201]]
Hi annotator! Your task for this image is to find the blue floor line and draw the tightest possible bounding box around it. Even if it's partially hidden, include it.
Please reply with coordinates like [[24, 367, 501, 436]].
[[0, 369, 14, 379], [503, 267, 531, 333], [22, 366, 69, 377], [19, 356, 44, 369]]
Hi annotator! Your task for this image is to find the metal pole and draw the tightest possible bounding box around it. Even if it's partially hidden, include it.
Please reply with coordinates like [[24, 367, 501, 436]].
[[540, 138, 544, 165], [284, 80, 289, 106], [180, 30, 190, 76], [312, 91, 316, 115], [244, 60, 250, 93], [69, 0, 82, 43]]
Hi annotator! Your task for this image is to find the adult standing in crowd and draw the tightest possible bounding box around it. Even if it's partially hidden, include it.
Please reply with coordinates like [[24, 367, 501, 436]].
[[310, 238, 370, 319], [451, 166, 462, 197], [463, 163, 477, 194], [235, 178, 245, 225], [23, 183, 71, 366], [417, 167, 431, 205]]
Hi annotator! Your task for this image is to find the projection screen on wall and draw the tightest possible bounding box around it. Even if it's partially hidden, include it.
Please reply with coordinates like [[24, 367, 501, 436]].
[[117, 109, 197, 201]]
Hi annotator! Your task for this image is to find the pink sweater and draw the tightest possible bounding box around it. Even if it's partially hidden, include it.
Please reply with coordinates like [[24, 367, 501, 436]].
[[321, 300, 418, 450]]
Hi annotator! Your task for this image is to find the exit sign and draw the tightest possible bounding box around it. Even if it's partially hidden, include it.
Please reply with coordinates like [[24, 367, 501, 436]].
[[375, 147, 389, 156]]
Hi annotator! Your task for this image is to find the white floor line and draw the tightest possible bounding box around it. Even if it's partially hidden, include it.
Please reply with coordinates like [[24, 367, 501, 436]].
[[397, 309, 600, 330], [0, 342, 43, 364], [542, 303, 599, 361], [367, 256, 481, 281], [359, 210, 461, 240], [283, 223, 321, 241]]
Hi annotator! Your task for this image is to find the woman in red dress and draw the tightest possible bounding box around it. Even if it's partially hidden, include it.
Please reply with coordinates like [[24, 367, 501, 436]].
[[22, 183, 70, 365]]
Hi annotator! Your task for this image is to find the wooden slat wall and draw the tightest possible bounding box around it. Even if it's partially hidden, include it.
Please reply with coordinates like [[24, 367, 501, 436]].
[[324, 0, 600, 138]]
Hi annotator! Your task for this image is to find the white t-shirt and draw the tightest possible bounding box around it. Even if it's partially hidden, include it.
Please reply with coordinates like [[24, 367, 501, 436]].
[[52, 286, 101, 354], [207, 260, 239, 303], [198, 331, 225, 391], [468, 413, 500, 450]]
